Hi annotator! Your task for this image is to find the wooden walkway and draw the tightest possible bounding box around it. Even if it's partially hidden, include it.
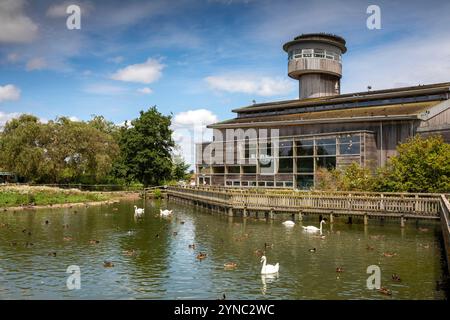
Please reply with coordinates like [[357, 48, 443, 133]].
[[166, 186, 442, 220]]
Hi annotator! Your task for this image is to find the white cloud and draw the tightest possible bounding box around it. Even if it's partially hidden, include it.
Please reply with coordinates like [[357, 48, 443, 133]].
[[110, 58, 165, 84], [343, 32, 450, 93], [205, 75, 294, 97], [108, 56, 124, 64], [137, 87, 153, 94], [6, 53, 20, 63], [68, 116, 80, 122], [0, 0, 38, 43], [0, 84, 21, 102], [172, 109, 219, 166], [84, 83, 127, 95], [26, 57, 47, 71], [46, 1, 94, 18], [0, 111, 21, 129]]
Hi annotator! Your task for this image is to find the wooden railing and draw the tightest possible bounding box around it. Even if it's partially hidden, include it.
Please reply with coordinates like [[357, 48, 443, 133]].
[[167, 186, 442, 219]]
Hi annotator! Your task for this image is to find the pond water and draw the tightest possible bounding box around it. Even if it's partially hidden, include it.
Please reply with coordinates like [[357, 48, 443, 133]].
[[0, 199, 448, 300]]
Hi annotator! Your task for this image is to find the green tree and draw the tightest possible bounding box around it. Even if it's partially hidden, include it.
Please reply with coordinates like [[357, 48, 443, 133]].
[[373, 135, 450, 193], [117, 106, 175, 186], [172, 155, 191, 181]]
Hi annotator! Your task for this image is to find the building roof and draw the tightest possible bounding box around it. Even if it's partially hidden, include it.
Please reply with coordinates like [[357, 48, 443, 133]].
[[283, 33, 347, 53], [209, 101, 441, 128], [207, 82, 450, 129]]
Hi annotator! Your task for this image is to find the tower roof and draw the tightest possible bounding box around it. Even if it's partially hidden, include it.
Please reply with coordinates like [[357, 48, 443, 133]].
[[283, 33, 347, 53]]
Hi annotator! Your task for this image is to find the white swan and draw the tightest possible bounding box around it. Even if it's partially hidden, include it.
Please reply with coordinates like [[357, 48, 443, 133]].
[[260, 255, 279, 275], [302, 219, 326, 234], [282, 221, 295, 227], [134, 205, 144, 218], [160, 209, 173, 217]]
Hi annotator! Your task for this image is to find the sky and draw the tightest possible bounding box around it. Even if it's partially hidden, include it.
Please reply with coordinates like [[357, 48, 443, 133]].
[[1, 0, 450, 164]]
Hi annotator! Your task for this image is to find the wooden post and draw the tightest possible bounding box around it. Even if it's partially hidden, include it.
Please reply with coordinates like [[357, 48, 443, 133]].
[[228, 207, 233, 217], [330, 213, 334, 224], [401, 215, 405, 228], [243, 206, 248, 218], [298, 211, 303, 221], [269, 208, 274, 220], [364, 214, 368, 226]]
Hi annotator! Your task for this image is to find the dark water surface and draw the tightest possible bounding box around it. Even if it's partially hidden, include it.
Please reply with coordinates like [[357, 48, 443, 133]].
[[0, 199, 447, 299]]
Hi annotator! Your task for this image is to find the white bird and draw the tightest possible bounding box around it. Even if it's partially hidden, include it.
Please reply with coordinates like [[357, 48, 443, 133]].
[[282, 220, 295, 227], [160, 209, 173, 217], [260, 255, 279, 275], [134, 205, 144, 218], [302, 219, 326, 235]]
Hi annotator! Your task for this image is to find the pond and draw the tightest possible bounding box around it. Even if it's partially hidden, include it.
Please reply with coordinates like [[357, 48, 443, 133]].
[[0, 199, 448, 299]]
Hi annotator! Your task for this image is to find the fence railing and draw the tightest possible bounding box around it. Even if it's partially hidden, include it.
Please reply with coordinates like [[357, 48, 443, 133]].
[[167, 186, 442, 218]]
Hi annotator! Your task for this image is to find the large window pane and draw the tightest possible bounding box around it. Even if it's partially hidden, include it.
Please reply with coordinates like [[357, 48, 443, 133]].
[[278, 141, 293, 157], [213, 166, 225, 174], [297, 175, 314, 190], [296, 140, 314, 156], [316, 157, 336, 170], [296, 158, 314, 173], [339, 135, 361, 155], [317, 138, 336, 156], [243, 166, 256, 174], [227, 166, 240, 174], [278, 158, 293, 173]]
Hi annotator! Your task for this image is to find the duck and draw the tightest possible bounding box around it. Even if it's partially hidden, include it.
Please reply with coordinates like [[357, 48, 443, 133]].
[[309, 248, 316, 253], [366, 245, 375, 251], [282, 220, 295, 227], [336, 267, 344, 273], [63, 236, 73, 241], [103, 261, 114, 268], [173, 231, 178, 236], [391, 274, 401, 282], [196, 252, 207, 260], [264, 242, 273, 249], [383, 252, 397, 257], [379, 287, 392, 296], [302, 219, 326, 235], [418, 227, 429, 232], [188, 244, 195, 249], [160, 209, 173, 217], [260, 255, 279, 275], [134, 206, 144, 218], [48, 252, 57, 257], [89, 239, 100, 245], [224, 262, 237, 269]]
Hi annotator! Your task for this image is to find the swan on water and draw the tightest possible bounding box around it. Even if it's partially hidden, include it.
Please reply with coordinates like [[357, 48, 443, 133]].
[[160, 209, 173, 216], [302, 219, 326, 235], [134, 205, 144, 218], [260, 255, 279, 275], [282, 221, 295, 227]]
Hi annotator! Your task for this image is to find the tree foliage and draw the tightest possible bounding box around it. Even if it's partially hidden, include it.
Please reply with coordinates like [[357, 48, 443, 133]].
[[115, 106, 175, 186]]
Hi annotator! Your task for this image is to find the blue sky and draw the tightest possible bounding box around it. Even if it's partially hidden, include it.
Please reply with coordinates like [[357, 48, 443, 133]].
[[1, 0, 450, 163]]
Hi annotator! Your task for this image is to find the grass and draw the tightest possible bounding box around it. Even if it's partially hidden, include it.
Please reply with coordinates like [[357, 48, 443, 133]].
[[0, 186, 112, 207]]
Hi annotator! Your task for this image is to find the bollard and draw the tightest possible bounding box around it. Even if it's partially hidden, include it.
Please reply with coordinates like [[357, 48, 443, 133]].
[[330, 213, 334, 224], [364, 214, 368, 226], [400, 215, 405, 228], [227, 207, 234, 217]]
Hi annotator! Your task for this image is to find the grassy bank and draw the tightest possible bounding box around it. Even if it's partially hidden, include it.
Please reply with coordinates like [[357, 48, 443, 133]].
[[0, 185, 113, 207]]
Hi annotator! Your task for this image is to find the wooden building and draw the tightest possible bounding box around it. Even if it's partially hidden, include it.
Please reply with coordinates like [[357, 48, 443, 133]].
[[196, 34, 450, 189]]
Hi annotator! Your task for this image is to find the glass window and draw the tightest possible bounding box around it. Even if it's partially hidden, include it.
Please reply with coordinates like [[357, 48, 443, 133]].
[[339, 135, 361, 155], [249, 181, 257, 187], [297, 175, 314, 190], [243, 166, 256, 174], [213, 166, 224, 174], [258, 181, 265, 187], [226, 180, 232, 186], [296, 140, 314, 156], [278, 141, 293, 157], [302, 49, 313, 58], [276, 182, 284, 187], [227, 166, 240, 174], [266, 181, 274, 187], [233, 181, 240, 187], [316, 138, 336, 156], [316, 157, 336, 170], [278, 158, 293, 173], [314, 49, 325, 58], [285, 181, 293, 188], [296, 158, 314, 173]]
